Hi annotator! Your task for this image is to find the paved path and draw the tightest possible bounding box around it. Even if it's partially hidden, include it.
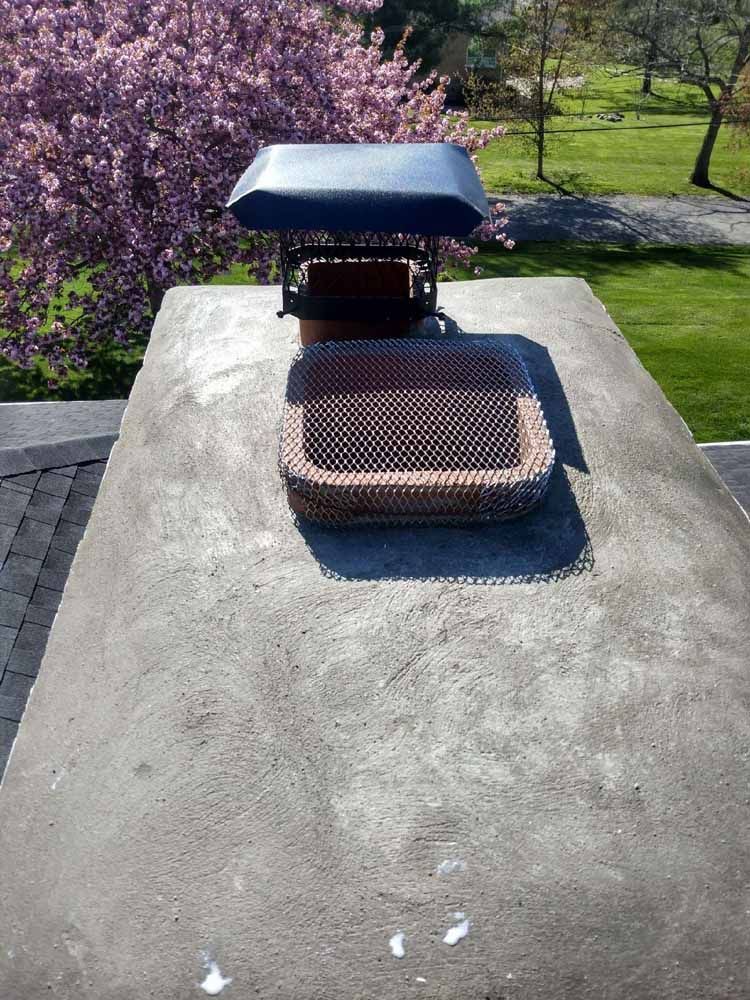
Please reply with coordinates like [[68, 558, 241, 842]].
[[490, 194, 750, 244]]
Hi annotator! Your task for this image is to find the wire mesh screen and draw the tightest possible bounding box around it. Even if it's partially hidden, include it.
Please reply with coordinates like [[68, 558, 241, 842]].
[[279, 338, 555, 525], [279, 231, 439, 322]]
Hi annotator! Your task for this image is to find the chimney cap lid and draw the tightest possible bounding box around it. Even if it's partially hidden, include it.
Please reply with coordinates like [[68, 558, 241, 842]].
[[227, 143, 490, 238]]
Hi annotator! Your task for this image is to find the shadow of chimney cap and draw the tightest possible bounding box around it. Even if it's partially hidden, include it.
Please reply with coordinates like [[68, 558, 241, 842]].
[[226, 143, 490, 237]]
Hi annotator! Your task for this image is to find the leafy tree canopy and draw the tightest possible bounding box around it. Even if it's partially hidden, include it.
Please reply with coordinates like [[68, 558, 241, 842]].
[[363, 0, 500, 72], [0, 0, 507, 378]]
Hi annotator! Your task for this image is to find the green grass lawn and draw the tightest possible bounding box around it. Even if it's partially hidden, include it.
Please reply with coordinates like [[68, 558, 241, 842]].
[[2, 243, 748, 444], [449, 243, 750, 443], [471, 66, 749, 197]]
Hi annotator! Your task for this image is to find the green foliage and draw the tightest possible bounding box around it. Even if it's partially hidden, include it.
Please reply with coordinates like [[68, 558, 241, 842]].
[[474, 0, 608, 177], [472, 66, 750, 194], [363, 0, 455, 71], [612, 0, 750, 90], [608, 0, 750, 183], [363, 0, 495, 72]]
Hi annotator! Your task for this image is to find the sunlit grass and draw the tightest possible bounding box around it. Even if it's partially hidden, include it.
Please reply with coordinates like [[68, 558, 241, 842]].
[[3, 239, 748, 442], [449, 242, 750, 442], [472, 66, 749, 196]]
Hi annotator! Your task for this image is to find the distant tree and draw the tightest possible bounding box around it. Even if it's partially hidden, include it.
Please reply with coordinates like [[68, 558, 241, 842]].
[[611, 0, 750, 187], [614, 0, 671, 94], [726, 65, 750, 175], [474, 0, 602, 180], [727, 63, 750, 122], [364, 0, 460, 71], [566, 36, 607, 117], [363, 0, 501, 73]]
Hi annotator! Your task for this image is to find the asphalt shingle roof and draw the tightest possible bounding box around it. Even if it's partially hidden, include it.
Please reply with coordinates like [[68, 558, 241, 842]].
[[0, 460, 108, 773], [0, 400, 126, 776], [701, 443, 750, 517]]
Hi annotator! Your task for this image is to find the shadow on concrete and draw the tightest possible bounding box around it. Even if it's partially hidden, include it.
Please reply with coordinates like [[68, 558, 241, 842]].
[[297, 329, 593, 585]]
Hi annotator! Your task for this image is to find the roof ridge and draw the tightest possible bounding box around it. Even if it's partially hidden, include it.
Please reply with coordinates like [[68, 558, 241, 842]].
[[0, 433, 119, 478]]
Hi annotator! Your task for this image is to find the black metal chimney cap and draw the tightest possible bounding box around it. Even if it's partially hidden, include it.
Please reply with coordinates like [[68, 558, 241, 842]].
[[227, 143, 490, 238]]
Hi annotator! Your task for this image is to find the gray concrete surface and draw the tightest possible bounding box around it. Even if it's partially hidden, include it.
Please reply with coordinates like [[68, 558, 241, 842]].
[[0, 279, 749, 1000], [491, 193, 750, 244]]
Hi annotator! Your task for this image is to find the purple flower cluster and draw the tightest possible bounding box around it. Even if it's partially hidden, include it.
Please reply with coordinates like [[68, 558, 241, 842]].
[[0, 0, 510, 377]]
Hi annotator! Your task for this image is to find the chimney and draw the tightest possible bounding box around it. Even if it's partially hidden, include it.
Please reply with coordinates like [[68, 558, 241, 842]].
[[228, 143, 554, 525]]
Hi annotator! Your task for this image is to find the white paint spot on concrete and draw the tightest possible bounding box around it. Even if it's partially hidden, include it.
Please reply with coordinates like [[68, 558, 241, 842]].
[[416, 976, 427, 983], [195, 368, 247, 405], [437, 858, 465, 875], [443, 918, 471, 946], [452, 911, 465, 920], [200, 959, 232, 995], [389, 931, 406, 959], [252, 530, 280, 551], [50, 769, 65, 790], [62, 931, 88, 964]]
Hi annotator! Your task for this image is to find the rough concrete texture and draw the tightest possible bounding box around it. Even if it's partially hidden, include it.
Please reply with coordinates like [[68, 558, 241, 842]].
[[1, 279, 749, 1000]]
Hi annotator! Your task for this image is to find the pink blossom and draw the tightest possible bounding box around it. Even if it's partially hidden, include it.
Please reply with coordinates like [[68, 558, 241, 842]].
[[0, 0, 509, 376]]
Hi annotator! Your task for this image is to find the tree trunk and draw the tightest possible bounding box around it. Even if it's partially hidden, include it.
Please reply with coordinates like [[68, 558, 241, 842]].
[[641, 11, 659, 95], [690, 103, 724, 188], [536, 123, 545, 179], [147, 280, 165, 318], [535, 51, 546, 179], [690, 22, 749, 188]]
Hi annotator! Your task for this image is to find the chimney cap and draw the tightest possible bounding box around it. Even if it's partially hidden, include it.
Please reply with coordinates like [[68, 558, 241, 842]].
[[227, 143, 490, 238]]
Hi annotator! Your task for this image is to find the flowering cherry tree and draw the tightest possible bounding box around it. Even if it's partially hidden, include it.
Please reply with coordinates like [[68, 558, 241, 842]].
[[0, 0, 509, 379]]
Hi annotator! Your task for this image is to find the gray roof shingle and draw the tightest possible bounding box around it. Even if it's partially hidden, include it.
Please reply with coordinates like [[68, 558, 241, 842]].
[[0, 448, 110, 777], [701, 443, 750, 517]]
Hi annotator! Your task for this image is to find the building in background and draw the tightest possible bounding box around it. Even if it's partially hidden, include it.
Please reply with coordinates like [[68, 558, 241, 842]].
[[434, 1, 517, 100]]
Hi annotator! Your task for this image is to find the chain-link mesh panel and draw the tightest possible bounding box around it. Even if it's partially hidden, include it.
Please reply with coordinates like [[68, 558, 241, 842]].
[[279, 339, 555, 525]]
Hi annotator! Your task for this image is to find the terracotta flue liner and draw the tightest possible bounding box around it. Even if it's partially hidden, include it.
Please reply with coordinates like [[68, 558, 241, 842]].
[[299, 259, 413, 345]]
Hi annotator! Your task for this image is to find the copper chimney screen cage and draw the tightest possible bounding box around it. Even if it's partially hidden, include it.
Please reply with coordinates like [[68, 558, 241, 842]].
[[227, 143, 555, 525], [280, 339, 554, 525]]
